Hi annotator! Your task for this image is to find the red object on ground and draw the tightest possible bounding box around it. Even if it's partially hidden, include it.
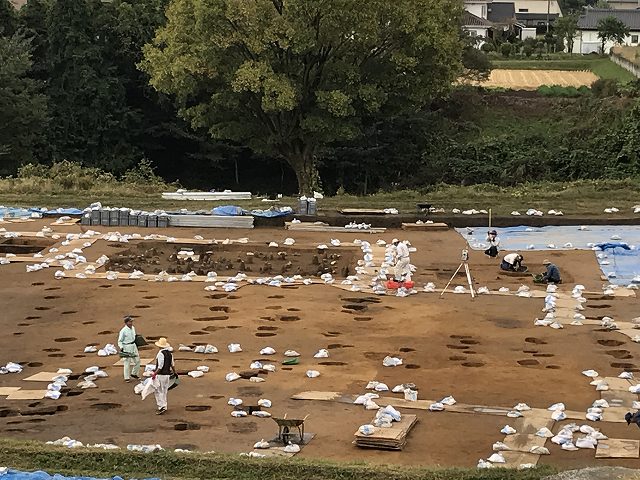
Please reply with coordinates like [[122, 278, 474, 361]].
[[386, 280, 415, 289]]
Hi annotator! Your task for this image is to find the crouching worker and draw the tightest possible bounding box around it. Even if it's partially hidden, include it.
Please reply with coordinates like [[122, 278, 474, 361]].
[[541, 259, 561, 284], [500, 253, 524, 272], [484, 230, 500, 258]]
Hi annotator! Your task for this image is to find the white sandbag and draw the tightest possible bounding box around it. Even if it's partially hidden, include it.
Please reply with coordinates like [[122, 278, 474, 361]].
[[228, 398, 243, 406], [250, 361, 263, 370], [228, 343, 242, 353], [381, 405, 401, 422], [500, 425, 516, 435], [141, 377, 159, 401], [252, 410, 271, 418], [257, 399, 272, 408], [440, 396, 456, 406], [576, 436, 597, 449], [488, 453, 505, 463], [548, 402, 565, 411], [260, 347, 276, 355], [225, 372, 241, 382], [535, 427, 553, 438], [582, 369, 599, 378], [284, 350, 300, 357], [492, 441, 510, 451], [382, 356, 402, 367], [359, 425, 375, 436], [196, 366, 209, 373], [313, 349, 329, 358], [429, 402, 445, 411], [529, 446, 550, 455], [373, 383, 389, 392], [514, 403, 531, 411], [306, 370, 320, 378], [253, 439, 270, 449], [231, 410, 247, 417], [249, 377, 265, 383], [188, 370, 204, 378]]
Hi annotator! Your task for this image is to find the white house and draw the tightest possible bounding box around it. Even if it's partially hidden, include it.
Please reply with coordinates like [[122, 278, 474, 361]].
[[463, 0, 563, 33], [462, 11, 492, 46], [573, 9, 640, 53], [608, 0, 640, 10]]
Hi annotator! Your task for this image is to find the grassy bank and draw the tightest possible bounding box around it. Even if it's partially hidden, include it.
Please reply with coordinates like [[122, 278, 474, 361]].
[[491, 56, 636, 82], [0, 438, 556, 480], [0, 180, 638, 217]]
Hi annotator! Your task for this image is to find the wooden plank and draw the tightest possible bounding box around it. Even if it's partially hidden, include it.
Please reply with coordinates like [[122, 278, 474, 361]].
[[601, 390, 638, 408], [601, 406, 632, 423], [23, 372, 62, 382], [595, 439, 640, 458], [501, 451, 541, 468], [401, 222, 449, 231], [339, 208, 388, 215], [6, 390, 47, 400], [502, 434, 547, 453], [0, 387, 21, 395], [354, 414, 417, 450], [50, 219, 80, 226], [602, 377, 634, 391], [285, 222, 386, 233], [291, 391, 344, 401], [162, 192, 251, 201]]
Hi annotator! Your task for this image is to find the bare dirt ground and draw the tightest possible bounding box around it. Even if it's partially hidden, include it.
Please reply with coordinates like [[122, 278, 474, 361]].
[[478, 69, 599, 90], [0, 221, 638, 468]]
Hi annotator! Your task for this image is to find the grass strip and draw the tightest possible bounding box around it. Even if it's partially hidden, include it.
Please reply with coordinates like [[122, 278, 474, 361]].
[[0, 438, 557, 480], [0, 180, 638, 216]]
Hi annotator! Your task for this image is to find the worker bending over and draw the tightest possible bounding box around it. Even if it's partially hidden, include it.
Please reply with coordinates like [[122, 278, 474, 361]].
[[541, 259, 561, 284], [500, 253, 524, 272]]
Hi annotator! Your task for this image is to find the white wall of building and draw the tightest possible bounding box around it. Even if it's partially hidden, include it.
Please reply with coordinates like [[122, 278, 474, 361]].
[[573, 29, 640, 53], [465, 2, 489, 19], [514, 0, 563, 15]]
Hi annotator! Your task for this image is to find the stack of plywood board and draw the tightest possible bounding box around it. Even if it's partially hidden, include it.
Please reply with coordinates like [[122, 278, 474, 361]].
[[401, 222, 449, 231], [167, 214, 254, 228], [162, 191, 251, 201], [353, 414, 417, 450], [285, 221, 386, 233]]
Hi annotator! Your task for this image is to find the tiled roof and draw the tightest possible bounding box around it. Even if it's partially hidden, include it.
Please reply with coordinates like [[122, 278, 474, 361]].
[[487, 2, 516, 23], [577, 8, 640, 29], [462, 10, 494, 27]]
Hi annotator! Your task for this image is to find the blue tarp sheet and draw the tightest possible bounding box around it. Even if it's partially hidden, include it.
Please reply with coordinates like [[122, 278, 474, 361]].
[[456, 225, 640, 286], [0, 207, 32, 218], [29, 208, 84, 216], [210, 205, 293, 218], [2, 470, 158, 480]]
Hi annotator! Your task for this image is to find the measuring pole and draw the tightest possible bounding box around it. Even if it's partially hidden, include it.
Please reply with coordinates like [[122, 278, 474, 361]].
[[488, 208, 492, 230]]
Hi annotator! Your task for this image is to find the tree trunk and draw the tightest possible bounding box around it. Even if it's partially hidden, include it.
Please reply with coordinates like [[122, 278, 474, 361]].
[[285, 148, 320, 196]]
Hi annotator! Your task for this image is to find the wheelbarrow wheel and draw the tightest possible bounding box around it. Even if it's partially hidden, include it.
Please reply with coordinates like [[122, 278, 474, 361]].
[[281, 426, 291, 443]]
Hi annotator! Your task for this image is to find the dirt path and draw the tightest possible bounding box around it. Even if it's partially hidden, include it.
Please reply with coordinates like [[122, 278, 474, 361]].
[[0, 222, 638, 468]]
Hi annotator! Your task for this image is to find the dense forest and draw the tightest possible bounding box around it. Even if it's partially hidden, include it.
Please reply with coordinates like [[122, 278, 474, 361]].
[[1, 0, 640, 195]]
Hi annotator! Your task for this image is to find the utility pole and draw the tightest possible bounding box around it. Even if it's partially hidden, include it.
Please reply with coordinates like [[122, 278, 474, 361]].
[[547, 0, 550, 33]]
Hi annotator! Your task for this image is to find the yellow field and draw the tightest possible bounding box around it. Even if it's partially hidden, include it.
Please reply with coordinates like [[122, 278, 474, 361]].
[[479, 69, 599, 89]]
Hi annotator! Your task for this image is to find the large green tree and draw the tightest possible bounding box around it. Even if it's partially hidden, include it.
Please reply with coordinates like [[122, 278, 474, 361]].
[[46, 0, 138, 170], [555, 15, 578, 54], [141, 0, 463, 194], [597, 16, 629, 54], [0, 33, 47, 174], [0, 0, 18, 35]]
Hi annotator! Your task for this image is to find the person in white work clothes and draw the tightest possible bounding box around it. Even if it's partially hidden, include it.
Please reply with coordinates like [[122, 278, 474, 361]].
[[500, 252, 524, 272], [152, 337, 176, 415], [117, 315, 140, 383], [392, 238, 411, 282], [485, 230, 500, 258]]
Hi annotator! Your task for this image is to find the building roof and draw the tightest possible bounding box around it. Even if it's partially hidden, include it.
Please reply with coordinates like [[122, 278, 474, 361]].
[[577, 8, 640, 29], [516, 12, 561, 20], [487, 2, 516, 24], [462, 10, 494, 27], [9, 0, 26, 8]]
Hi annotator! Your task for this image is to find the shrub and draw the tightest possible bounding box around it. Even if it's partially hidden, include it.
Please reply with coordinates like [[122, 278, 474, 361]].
[[480, 42, 495, 53], [591, 78, 619, 97], [523, 45, 534, 57], [500, 42, 512, 58]]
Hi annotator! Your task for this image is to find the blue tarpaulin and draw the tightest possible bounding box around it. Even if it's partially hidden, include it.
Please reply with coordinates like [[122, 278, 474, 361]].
[[456, 225, 640, 285], [29, 208, 84, 216], [211, 205, 245, 216], [1, 470, 159, 480]]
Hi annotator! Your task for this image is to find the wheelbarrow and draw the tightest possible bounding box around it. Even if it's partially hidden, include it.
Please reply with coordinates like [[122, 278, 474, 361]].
[[272, 414, 309, 444]]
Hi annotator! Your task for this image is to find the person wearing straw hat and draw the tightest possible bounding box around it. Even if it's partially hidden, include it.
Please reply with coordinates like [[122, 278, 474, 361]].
[[152, 337, 176, 415], [117, 315, 140, 383], [541, 259, 561, 284]]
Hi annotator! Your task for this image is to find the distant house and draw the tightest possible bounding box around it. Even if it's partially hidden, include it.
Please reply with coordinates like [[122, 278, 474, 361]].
[[463, 0, 563, 41], [574, 8, 640, 53], [607, 0, 640, 10], [462, 11, 493, 46]]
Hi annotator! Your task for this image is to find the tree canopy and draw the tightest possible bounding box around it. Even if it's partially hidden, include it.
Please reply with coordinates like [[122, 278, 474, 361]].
[[141, 0, 464, 194], [597, 16, 629, 54], [0, 32, 47, 174], [555, 15, 578, 54]]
